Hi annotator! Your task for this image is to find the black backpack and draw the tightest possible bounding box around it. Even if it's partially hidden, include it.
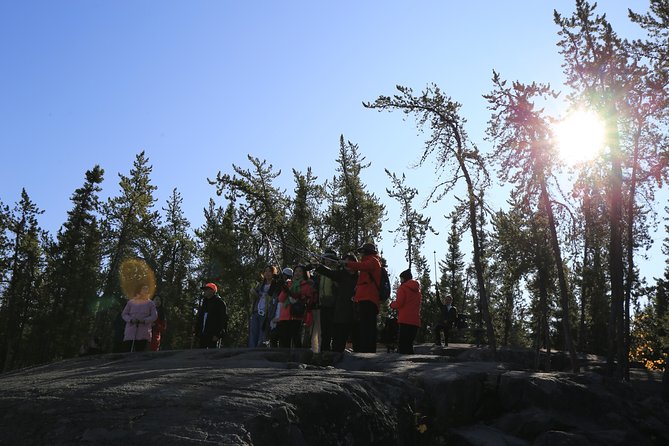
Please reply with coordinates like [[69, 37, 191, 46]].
[[369, 267, 391, 302]]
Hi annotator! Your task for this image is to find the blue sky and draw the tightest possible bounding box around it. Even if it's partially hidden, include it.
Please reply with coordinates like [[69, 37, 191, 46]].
[[1, 1, 663, 284]]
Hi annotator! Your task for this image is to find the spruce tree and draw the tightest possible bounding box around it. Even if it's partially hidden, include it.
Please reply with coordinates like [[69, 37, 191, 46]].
[[98, 151, 160, 346], [485, 73, 579, 371], [0, 199, 10, 289], [555, 0, 664, 379], [211, 155, 288, 269], [285, 168, 323, 264], [330, 135, 385, 254], [365, 85, 496, 353], [154, 188, 196, 349], [0, 189, 45, 371], [40, 166, 104, 361], [385, 169, 436, 270], [195, 200, 247, 347]]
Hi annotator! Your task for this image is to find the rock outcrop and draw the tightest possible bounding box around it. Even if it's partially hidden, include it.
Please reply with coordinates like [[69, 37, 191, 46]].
[[1, 345, 667, 445]]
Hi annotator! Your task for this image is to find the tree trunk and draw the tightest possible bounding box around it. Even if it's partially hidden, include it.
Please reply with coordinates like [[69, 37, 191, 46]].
[[578, 193, 591, 352], [540, 183, 580, 373], [623, 125, 642, 382], [464, 171, 496, 353], [607, 123, 625, 380]]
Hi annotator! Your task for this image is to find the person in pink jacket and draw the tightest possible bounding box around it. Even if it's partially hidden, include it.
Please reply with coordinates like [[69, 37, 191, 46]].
[[390, 269, 422, 354], [122, 285, 158, 352]]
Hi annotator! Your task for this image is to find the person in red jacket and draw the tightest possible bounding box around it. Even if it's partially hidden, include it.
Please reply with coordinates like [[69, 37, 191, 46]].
[[390, 269, 422, 354], [150, 295, 167, 351], [344, 242, 382, 353], [278, 265, 315, 348]]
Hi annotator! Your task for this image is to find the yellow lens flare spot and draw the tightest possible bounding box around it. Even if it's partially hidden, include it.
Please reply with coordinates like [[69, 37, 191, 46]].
[[119, 258, 156, 301], [553, 109, 606, 164]]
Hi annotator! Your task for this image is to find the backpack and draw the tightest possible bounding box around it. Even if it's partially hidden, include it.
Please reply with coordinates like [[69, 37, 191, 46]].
[[369, 266, 391, 302]]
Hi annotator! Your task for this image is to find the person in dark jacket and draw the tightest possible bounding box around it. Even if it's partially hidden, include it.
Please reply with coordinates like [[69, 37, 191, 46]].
[[313, 253, 360, 352], [433, 292, 457, 346], [312, 249, 338, 351], [390, 269, 422, 354], [195, 283, 228, 349]]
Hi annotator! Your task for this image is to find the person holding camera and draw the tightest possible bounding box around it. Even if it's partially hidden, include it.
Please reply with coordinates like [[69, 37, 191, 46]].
[[278, 265, 314, 349], [248, 265, 280, 348], [266, 267, 293, 348], [313, 253, 359, 352]]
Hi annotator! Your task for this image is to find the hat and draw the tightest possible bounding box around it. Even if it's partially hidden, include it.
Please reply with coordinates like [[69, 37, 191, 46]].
[[322, 249, 338, 261], [357, 243, 377, 254], [201, 283, 217, 292], [400, 269, 412, 280], [282, 267, 293, 277]]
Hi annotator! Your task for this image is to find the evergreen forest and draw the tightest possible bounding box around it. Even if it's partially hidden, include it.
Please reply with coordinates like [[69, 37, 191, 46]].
[[1, 1, 668, 383]]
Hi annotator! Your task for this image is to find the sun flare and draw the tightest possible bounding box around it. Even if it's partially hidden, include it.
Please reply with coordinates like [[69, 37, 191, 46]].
[[553, 109, 606, 164]]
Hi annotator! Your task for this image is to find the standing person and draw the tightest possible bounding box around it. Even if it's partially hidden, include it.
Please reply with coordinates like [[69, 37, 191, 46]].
[[248, 266, 279, 348], [276, 269, 293, 348], [268, 268, 292, 348], [150, 295, 167, 352], [121, 285, 158, 352], [278, 265, 314, 349], [390, 269, 422, 354], [314, 253, 359, 352], [315, 249, 338, 352], [434, 292, 458, 346], [344, 242, 382, 353], [195, 283, 228, 349]]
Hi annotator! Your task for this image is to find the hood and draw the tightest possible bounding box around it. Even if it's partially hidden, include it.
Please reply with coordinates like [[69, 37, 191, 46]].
[[402, 279, 420, 293]]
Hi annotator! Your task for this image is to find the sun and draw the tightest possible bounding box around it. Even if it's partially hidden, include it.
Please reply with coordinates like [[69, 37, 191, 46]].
[[552, 109, 606, 164]]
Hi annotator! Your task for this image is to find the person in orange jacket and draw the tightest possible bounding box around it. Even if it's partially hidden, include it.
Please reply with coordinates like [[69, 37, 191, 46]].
[[390, 269, 422, 354], [344, 242, 382, 353]]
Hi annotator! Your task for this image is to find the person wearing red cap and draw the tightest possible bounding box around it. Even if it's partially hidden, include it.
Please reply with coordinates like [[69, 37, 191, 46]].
[[344, 242, 382, 353], [195, 283, 228, 348]]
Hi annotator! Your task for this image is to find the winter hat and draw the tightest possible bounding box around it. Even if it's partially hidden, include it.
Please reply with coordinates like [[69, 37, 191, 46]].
[[357, 243, 377, 254], [282, 267, 294, 277], [322, 249, 339, 261], [201, 283, 218, 292], [400, 269, 412, 281]]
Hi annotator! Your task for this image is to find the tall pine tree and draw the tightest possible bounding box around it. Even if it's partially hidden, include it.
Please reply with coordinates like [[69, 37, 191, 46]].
[[0, 190, 45, 371]]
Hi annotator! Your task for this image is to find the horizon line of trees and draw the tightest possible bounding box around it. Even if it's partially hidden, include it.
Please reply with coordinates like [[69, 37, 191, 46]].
[[1, 1, 668, 382]]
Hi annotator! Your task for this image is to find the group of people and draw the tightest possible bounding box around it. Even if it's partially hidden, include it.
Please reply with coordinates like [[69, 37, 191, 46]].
[[244, 242, 389, 352], [244, 242, 460, 354], [247, 251, 361, 352], [115, 242, 460, 355]]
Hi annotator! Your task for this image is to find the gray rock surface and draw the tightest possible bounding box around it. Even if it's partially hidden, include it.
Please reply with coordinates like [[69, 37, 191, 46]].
[[0, 345, 667, 445]]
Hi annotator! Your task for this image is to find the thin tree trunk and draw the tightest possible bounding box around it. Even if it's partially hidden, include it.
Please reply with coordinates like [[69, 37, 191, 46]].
[[607, 124, 625, 380], [465, 173, 496, 353], [623, 125, 642, 382], [578, 191, 591, 352], [540, 184, 580, 373]]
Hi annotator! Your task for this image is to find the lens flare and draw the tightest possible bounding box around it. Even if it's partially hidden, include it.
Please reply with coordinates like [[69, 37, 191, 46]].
[[119, 258, 156, 300], [553, 109, 605, 164]]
